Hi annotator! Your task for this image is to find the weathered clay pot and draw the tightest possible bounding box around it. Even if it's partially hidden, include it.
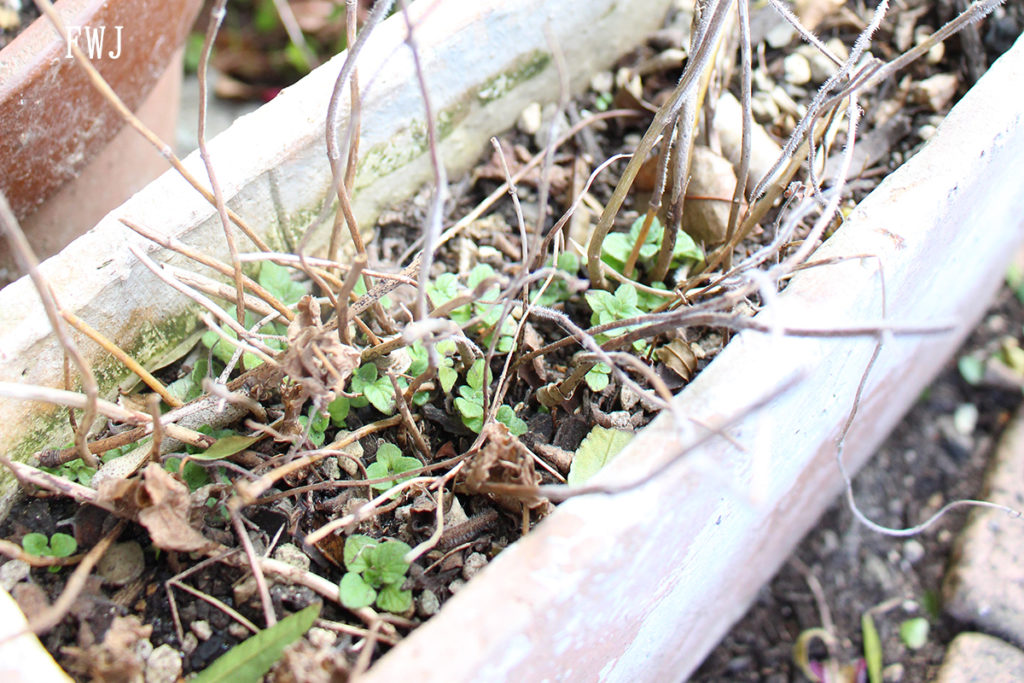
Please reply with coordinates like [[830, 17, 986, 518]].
[[0, 0, 202, 270], [0, 1, 1021, 679]]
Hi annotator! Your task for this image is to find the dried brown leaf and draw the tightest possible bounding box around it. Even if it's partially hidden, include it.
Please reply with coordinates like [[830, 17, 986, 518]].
[[464, 423, 551, 514], [283, 295, 361, 406], [62, 615, 151, 682], [136, 464, 217, 553]]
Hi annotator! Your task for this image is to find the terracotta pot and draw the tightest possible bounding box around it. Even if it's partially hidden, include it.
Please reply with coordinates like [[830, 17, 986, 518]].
[[0, 0, 202, 268], [0, 1, 1021, 679]]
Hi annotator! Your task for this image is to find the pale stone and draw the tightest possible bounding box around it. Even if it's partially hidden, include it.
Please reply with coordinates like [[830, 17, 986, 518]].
[[682, 147, 737, 245], [145, 644, 182, 683], [934, 633, 1024, 683], [783, 53, 812, 85], [273, 543, 311, 572]]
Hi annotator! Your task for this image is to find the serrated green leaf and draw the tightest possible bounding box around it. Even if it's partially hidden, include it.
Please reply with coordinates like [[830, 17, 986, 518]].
[[861, 611, 883, 683], [466, 359, 488, 390], [455, 397, 484, 420], [48, 533, 77, 558], [192, 603, 320, 683], [899, 617, 929, 650], [21, 532, 49, 557], [344, 535, 378, 573], [467, 263, 496, 290], [376, 443, 402, 469], [193, 434, 261, 461], [373, 541, 412, 582], [568, 426, 634, 486], [376, 583, 413, 614], [339, 572, 376, 609], [363, 382, 395, 414]]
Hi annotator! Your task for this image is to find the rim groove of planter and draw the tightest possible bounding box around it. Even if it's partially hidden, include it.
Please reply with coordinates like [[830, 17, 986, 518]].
[[0, 0, 203, 219], [360, 36, 1024, 682], [0, 0, 674, 511]]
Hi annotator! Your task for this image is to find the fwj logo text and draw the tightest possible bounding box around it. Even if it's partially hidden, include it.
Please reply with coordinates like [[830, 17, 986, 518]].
[[64, 26, 123, 59]]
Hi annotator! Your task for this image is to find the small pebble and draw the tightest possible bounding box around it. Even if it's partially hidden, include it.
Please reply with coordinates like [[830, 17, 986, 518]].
[[227, 623, 249, 639], [145, 644, 182, 683], [590, 71, 613, 94], [912, 73, 958, 113], [914, 26, 944, 64], [462, 552, 488, 581], [517, 102, 542, 136], [751, 92, 780, 123], [883, 662, 905, 682], [0, 559, 30, 590], [191, 620, 213, 641], [783, 53, 812, 86], [308, 627, 337, 649], [273, 543, 311, 572], [417, 589, 440, 618], [448, 578, 467, 595], [765, 21, 795, 49], [180, 633, 198, 656], [903, 539, 925, 564], [953, 403, 979, 436], [97, 541, 145, 586]]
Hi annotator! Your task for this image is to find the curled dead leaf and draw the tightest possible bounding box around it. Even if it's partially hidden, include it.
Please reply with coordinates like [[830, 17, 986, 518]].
[[283, 295, 361, 405], [657, 339, 697, 381], [136, 464, 217, 553], [463, 423, 551, 515]]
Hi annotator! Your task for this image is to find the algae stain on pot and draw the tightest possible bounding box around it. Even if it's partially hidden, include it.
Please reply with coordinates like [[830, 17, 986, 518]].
[[475, 50, 551, 104], [0, 307, 201, 508]]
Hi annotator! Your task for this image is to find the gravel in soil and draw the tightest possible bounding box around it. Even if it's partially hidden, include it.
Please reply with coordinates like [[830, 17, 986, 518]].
[[692, 284, 1024, 682]]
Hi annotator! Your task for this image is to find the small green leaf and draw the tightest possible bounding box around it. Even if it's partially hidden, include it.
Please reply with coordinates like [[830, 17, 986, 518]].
[[585, 363, 611, 392], [370, 540, 412, 584], [327, 395, 350, 427], [362, 382, 395, 414], [466, 359, 488, 390], [339, 572, 377, 609], [568, 426, 634, 486], [899, 617, 929, 650], [21, 533, 49, 557], [192, 603, 320, 683], [344, 535, 378, 573], [258, 260, 306, 307], [861, 611, 883, 683], [48, 533, 77, 558], [426, 273, 460, 306], [376, 583, 413, 614], [557, 251, 580, 273], [438, 366, 459, 394], [958, 355, 985, 385], [455, 395, 484, 419], [467, 263, 496, 289], [194, 434, 261, 461], [496, 405, 528, 436]]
